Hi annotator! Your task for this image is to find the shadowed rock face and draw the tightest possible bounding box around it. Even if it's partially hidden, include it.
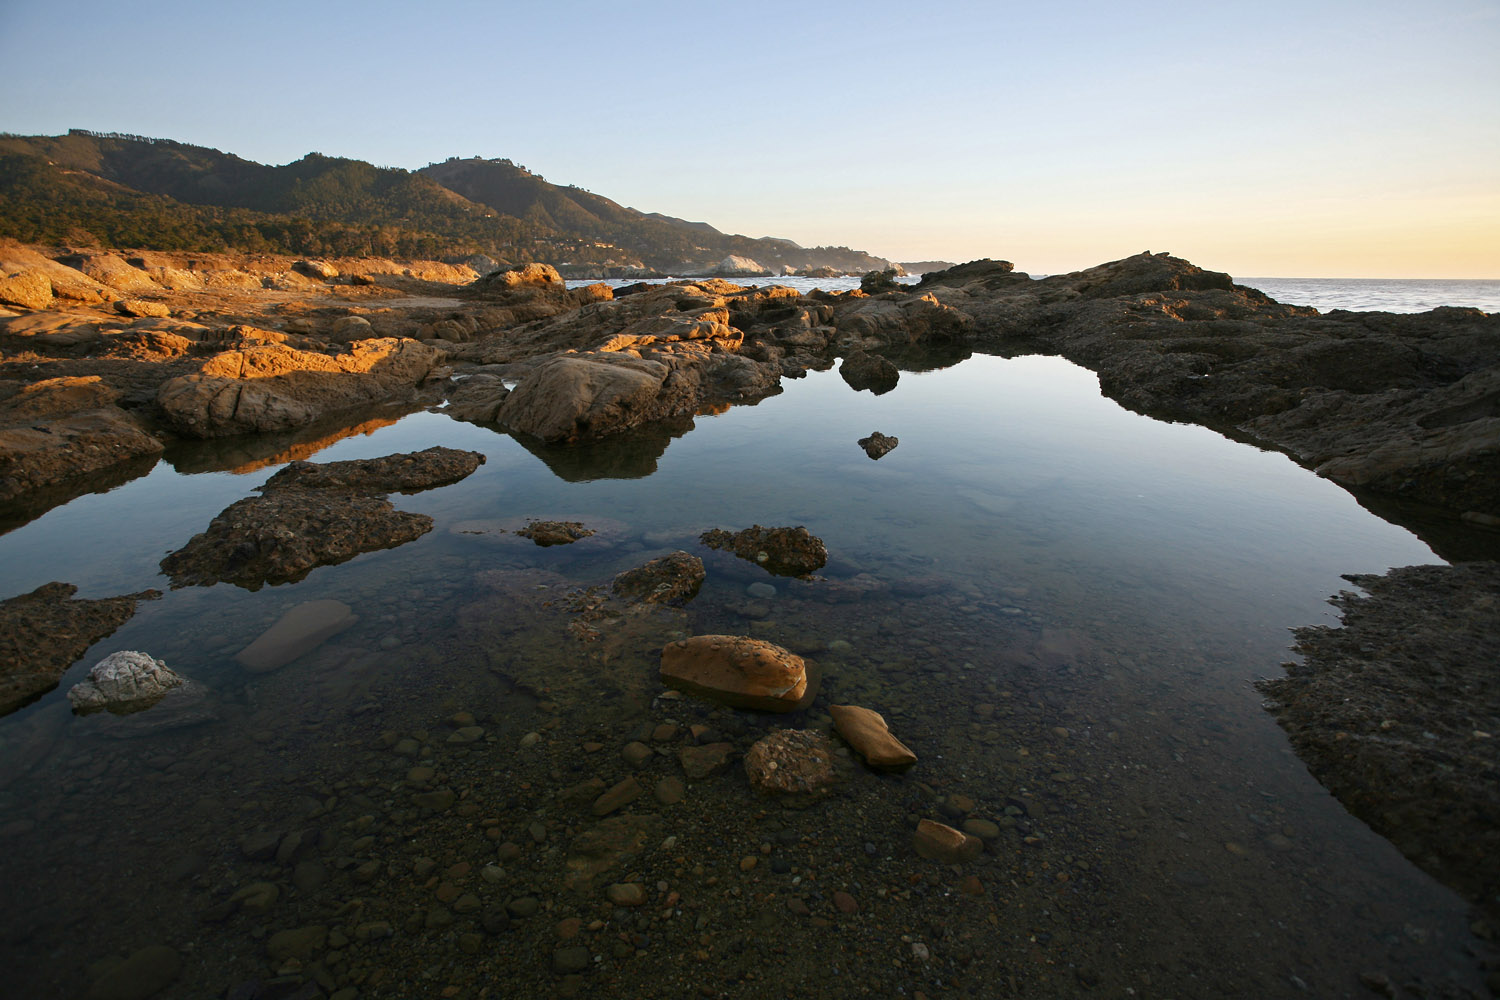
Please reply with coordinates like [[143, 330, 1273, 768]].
[[0, 582, 161, 717], [160, 447, 484, 589]]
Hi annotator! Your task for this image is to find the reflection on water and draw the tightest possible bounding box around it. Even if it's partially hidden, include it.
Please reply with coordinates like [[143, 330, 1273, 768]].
[[0, 355, 1487, 998]]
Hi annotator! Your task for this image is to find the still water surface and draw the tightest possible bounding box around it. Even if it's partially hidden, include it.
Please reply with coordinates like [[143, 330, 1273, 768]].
[[0, 355, 1485, 998]]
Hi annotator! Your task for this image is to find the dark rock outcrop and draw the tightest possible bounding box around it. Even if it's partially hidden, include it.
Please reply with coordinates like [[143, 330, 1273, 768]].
[[840, 351, 899, 394], [0, 582, 161, 716], [160, 447, 484, 589], [1258, 563, 1500, 920]]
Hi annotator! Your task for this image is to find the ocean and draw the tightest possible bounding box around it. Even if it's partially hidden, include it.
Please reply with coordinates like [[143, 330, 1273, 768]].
[[568, 274, 1500, 314]]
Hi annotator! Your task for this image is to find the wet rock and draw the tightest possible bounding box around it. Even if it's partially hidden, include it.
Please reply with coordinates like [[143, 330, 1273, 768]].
[[0, 582, 159, 717], [660, 635, 814, 712], [611, 551, 705, 606], [913, 819, 983, 864], [857, 431, 899, 460], [67, 651, 184, 715], [743, 730, 838, 802], [699, 524, 828, 577], [235, 600, 357, 673], [161, 448, 482, 589], [654, 776, 686, 804], [592, 776, 643, 816], [564, 814, 662, 891], [606, 882, 649, 906], [830, 704, 918, 767], [840, 351, 899, 394], [515, 520, 595, 546], [552, 945, 592, 974], [678, 742, 735, 779], [496, 351, 678, 445], [85, 944, 181, 1000]]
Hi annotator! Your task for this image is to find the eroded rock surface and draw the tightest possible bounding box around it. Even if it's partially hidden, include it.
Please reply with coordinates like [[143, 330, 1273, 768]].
[[611, 551, 705, 606], [161, 447, 484, 589], [858, 431, 898, 460], [744, 730, 839, 802], [0, 582, 161, 716]]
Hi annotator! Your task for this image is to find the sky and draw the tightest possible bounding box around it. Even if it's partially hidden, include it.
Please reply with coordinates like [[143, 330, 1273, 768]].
[[2, 0, 1497, 278]]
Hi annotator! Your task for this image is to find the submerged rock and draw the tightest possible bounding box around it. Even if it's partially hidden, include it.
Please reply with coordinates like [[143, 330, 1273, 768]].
[[67, 650, 184, 715], [0, 583, 160, 717], [913, 819, 983, 864], [699, 524, 828, 577], [743, 729, 838, 802], [857, 431, 899, 459], [236, 599, 358, 673]]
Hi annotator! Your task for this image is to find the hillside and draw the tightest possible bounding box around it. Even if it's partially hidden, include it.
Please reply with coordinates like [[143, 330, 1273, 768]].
[[0, 131, 894, 276]]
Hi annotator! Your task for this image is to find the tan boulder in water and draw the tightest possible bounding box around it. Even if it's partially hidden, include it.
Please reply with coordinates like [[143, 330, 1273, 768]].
[[659, 635, 813, 712], [829, 704, 917, 767]]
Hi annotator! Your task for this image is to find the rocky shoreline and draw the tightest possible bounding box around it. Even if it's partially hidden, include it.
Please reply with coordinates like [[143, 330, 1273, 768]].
[[2, 239, 1498, 941]]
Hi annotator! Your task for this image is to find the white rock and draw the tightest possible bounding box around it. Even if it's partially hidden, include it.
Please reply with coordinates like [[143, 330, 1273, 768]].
[[68, 651, 185, 714]]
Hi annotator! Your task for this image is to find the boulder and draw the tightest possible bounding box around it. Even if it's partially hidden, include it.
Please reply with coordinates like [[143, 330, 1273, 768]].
[[612, 551, 705, 606], [0, 583, 160, 717], [858, 431, 899, 459], [913, 819, 983, 864], [235, 600, 358, 673], [67, 650, 185, 715], [0, 270, 53, 311], [860, 268, 903, 294], [484, 262, 565, 290], [67, 252, 157, 293], [743, 730, 838, 800], [496, 352, 676, 444], [659, 635, 815, 712], [840, 351, 899, 394], [829, 704, 917, 767], [699, 524, 827, 577], [330, 315, 375, 342]]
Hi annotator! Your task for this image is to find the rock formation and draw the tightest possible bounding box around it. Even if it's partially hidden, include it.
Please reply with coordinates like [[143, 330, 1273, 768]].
[[858, 431, 898, 459]]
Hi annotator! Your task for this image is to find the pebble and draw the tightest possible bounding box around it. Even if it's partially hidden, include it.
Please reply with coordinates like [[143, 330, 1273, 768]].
[[447, 726, 484, 743], [833, 891, 859, 914], [507, 897, 540, 919], [621, 741, 653, 766], [519, 732, 542, 748], [747, 582, 776, 599], [553, 946, 591, 974], [593, 777, 643, 816]]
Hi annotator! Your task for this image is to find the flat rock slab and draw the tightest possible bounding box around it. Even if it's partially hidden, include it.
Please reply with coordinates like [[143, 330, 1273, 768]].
[[236, 599, 358, 673], [260, 446, 484, 493], [0, 582, 160, 717]]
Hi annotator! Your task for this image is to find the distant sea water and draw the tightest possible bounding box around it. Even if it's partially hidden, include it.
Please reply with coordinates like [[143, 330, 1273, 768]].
[[567, 274, 1499, 314]]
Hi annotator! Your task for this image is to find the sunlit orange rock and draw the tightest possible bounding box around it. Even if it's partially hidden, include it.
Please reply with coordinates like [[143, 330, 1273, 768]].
[[659, 635, 813, 712], [830, 704, 917, 767]]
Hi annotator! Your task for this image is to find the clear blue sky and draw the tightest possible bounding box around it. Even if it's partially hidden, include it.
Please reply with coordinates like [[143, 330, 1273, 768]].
[[3, 0, 1496, 277]]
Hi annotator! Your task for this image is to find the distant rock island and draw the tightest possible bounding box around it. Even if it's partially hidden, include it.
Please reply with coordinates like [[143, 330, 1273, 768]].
[[0, 131, 900, 279]]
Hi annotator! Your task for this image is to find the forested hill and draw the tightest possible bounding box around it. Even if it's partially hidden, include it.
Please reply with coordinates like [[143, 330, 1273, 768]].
[[0, 130, 894, 275]]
